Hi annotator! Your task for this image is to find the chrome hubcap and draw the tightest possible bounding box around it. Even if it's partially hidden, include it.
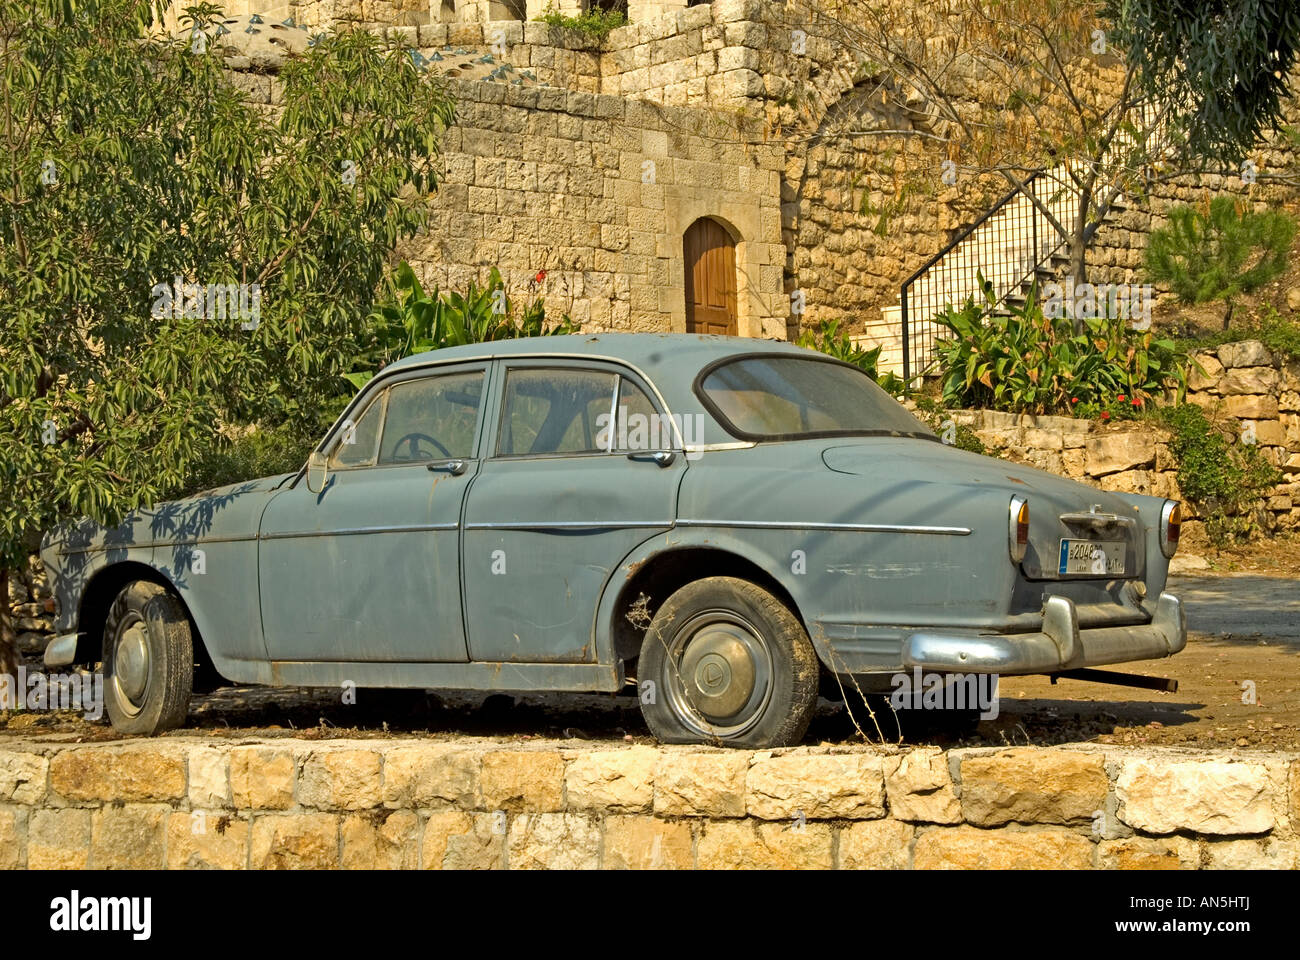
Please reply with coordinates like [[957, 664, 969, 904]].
[[113, 619, 150, 711], [664, 611, 773, 738]]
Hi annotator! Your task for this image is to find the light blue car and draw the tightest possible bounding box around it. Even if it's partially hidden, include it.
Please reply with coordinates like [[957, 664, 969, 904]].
[[41, 334, 1186, 746]]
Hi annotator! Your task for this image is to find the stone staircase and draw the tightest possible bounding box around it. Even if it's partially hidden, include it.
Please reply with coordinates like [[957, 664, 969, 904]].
[[859, 166, 1094, 379], [862, 107, 1167, 381]]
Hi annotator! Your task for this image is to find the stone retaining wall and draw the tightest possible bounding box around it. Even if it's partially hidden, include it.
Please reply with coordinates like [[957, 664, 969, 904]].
[[1, 739, 1296, 869]]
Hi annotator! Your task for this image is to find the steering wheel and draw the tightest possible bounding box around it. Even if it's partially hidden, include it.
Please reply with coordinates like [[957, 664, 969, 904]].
[[391, 431, 452, 461]]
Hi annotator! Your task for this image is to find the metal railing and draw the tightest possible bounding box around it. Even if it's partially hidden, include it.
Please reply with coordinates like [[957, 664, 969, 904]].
[[899, 170, 1071, 382]]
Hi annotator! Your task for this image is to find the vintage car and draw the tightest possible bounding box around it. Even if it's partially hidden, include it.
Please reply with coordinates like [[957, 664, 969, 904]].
[[40, 334, 1186, 746]]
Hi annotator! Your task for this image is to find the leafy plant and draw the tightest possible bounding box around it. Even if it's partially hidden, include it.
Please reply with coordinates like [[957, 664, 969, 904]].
[[537, 5, 627, 39], [796, 318, 880, 369], [1144, 196, 1295, 326], [1154, 404, 1282, 544], [932, 277, 1187, 415], [348, 263, 576, 388]]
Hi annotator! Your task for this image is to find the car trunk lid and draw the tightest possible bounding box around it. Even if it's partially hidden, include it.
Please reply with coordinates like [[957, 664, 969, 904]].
[[821, 438, 1145, 581]]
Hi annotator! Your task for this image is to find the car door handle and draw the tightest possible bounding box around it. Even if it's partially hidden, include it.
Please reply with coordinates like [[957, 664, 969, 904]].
[[427, 459, 469, 476], [626, 450, 675, 467]]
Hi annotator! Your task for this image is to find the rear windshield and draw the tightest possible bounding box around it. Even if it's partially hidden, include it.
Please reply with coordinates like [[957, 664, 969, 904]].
[[697, 356, 936, 441]]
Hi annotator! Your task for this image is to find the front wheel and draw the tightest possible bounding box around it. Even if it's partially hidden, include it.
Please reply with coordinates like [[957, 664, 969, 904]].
[[102, 581, 194, 735], [637, 577, 818, 748]]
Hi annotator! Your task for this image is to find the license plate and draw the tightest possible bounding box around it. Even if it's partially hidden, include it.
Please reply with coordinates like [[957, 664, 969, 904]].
[[1058, 539, 1126, 576]]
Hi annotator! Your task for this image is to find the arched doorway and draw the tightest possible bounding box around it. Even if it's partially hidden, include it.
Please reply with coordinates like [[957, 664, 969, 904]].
[[683, 217, 737, 335]]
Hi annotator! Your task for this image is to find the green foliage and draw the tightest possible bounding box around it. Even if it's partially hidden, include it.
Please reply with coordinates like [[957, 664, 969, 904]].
[[537, 5, 626, 39], [0, 0, 455, 571], [794, 319, 905, 395], [173, 422, 316, 499], [932, 279, 1188, 415], [909, 395, 990, 455], [1175, 305, 1300, 362], [1144, 197, 1295, 305], [1105, 0, 1300, 168], [1154, 404, 1282, 544], [349, 263, 576, 388]]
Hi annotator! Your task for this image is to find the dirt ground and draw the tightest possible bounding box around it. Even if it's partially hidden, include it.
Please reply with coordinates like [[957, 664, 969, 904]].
[[4, 540, 1299, 751]]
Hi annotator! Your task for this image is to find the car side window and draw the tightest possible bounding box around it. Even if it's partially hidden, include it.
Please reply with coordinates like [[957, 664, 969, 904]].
[[599, 377, 661, 452], [497, 368, 619, 456], [329, 392, 385, 468], [378, 371, 485, 464]]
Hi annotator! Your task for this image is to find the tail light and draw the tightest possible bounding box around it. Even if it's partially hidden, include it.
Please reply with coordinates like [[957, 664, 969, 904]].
[[1159, 500, 1182, 558], [1009, 495, 1029, 564]]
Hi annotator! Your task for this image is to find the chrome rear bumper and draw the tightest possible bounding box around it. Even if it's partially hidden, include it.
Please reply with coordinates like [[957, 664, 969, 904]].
[[901, 592, 1185, 675]]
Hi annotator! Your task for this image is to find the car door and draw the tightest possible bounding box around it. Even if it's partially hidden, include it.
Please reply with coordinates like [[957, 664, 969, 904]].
[[462, 360, 684, 663], [258, 362, 490, 662]]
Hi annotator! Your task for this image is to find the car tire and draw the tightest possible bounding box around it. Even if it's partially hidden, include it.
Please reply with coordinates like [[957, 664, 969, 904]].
[[102, 581, 193, 735], [637, 577, 818, 748]]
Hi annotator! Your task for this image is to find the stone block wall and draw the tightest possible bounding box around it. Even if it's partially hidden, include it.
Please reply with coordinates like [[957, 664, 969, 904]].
[[400, 77, 788, 335], [1086, 120, 1300, 291], [2, 559, 54, 664], [1, 738, 1296, 868]]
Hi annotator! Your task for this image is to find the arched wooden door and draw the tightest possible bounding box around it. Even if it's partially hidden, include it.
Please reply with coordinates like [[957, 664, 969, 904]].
[[684, 218, 737, 335]]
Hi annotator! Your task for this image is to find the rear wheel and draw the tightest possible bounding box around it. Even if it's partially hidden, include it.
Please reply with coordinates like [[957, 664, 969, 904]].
[[637, 577, 818, 748], [102, 581, 193, 735]]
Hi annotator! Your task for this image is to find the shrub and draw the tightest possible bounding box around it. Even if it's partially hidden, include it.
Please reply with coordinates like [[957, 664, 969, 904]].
[[1144, 196, 1295, 323], [537, 5, 627, 38], [1154, 404, 1282, 544], [932, 281, 1187, 415], [910, 395, 990, 454], [172, 422, 316, 499]]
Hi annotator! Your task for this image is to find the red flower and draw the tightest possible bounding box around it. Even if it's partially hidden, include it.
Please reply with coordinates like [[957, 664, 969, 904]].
[[1101, 411, 1111, 420], [1117, 394, 1126, 402], [534, 270, 547, 283], [1132, 397, 1142, 406], [1071, 397, 1079, 403]]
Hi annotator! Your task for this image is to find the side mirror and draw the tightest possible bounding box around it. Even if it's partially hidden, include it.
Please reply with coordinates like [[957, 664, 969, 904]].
[[305, 450, 329, 494]]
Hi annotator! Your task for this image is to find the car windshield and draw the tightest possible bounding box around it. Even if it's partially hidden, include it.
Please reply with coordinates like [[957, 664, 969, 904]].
[[698, 355, 936, 441]]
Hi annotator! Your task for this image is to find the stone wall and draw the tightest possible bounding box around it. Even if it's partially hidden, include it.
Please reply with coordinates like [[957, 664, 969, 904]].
[[1087, 119, 1300, 291], [2, 559, 54, 664], [1, 738, 1296, 868], [399, 77, 787, 335], [942, 340, 1300, 544]]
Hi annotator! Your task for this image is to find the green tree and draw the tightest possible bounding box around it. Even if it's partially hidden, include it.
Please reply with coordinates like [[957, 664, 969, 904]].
[[1105, 0, 1300, 169], [0, 0, 454, 676], [1144, 196, 1296, 326]]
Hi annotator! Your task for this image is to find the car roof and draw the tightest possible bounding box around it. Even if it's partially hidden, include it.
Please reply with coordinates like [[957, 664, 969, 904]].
[[386, 332, 814, 370], [384, 333, 822, 411]]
